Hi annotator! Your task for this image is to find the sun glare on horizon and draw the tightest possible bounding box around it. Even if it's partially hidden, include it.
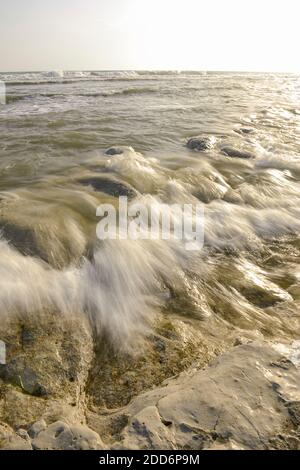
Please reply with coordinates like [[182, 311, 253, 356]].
[[0, 0, 299, 73]]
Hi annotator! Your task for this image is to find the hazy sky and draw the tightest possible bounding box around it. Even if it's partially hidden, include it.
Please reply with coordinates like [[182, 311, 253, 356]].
[[0, 0, 299, 72]]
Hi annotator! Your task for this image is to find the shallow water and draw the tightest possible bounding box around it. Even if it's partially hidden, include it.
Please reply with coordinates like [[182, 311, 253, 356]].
[[0, 70, 300, 349]]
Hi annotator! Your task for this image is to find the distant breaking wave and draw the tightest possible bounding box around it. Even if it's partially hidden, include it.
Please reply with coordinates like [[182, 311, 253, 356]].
[[5, 87, 162, 104], [5, 84, 212, 105], [6, 79, 99, 86], [1, 70, 208, 86]]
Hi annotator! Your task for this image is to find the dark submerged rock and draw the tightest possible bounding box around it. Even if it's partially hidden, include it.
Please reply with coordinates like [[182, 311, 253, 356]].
[[0, 217, 87, 269], [234, 127, 255, 135], [186, 137, 215, 151], [78, 177, 137, 198], [0, 222, 42, 259], [105, 147, 124, 156], [221, 146, 255, 159]]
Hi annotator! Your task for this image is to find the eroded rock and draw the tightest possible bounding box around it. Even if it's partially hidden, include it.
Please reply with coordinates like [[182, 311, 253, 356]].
[[86, 318, 220, 411], [0, 423, 32, 450], [28, 419, 47, 438], [0, 360, 48, 396], [32, 420, 104, 450], [113, 342, 300, 450], [0, 314, 93, 429]]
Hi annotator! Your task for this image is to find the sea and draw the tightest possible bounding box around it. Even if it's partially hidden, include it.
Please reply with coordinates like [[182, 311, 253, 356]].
[[0, 70, 300, 354]]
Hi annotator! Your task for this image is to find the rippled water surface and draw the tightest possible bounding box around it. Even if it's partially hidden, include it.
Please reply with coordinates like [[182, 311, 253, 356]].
[[0, 70, 300, 350]]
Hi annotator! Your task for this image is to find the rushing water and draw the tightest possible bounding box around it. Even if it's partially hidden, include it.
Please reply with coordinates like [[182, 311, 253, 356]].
[[0, 70, 300, 350]]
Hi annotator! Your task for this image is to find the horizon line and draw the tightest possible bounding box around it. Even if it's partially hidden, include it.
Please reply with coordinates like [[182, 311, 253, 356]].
[[0, 68, 299, 75]]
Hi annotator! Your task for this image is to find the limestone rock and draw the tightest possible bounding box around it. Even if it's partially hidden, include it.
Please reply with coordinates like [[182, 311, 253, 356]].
[[86, 318, 219, 410], [0, 423, 32, 450], [0, 360, 48, 396], [115, 342, 300, 450], [32, 421, 104, 450], [28, 419, 47, 438], [0, 314, 93, 429]]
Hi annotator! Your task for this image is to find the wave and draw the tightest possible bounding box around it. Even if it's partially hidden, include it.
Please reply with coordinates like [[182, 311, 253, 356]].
[[6, 95, 26, 104], [1, 69, 207, 86], [5, 88, 160, 105], [5, 79, 93, 86], [1, 188, 299, 349], [0, 226, 196, 351], [101, 87, 159, 97], [1, 146, 300, 349], [6, 93, 65, 104]]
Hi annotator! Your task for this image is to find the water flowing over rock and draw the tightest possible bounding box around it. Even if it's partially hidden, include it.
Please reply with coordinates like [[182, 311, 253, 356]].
[[1, 71, 300, 452], [221, 146, 255, 159], [234, 127, 255, 135], [78, 176, 137, 198]]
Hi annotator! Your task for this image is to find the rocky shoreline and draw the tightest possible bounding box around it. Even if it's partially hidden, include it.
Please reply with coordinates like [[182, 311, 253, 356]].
[[1, 314, 299, 450]]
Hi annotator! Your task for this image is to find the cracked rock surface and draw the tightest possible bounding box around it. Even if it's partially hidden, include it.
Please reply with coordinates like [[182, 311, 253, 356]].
[[1, 313, 300, 450], [106, 342, 300, 450]]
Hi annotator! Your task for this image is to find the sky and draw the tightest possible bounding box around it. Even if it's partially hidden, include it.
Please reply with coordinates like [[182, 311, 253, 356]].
[[0, 0, 299, 72]]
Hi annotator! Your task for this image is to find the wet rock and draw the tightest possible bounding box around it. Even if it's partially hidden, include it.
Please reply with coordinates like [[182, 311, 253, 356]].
[[234, 127, 255, 135], [0, 222, 41, 260], [221, 146, 255, 159], [0, 215, 87, 269], [78, 177, 137, 198], [222, 188, 244, 204], [105, 147, 124, 156], [239, 284, 292, 308], [0, 359, 48, 396], [286, 401, 300, 426], [21, 327, 36, 347], [186, 137, 215, 151], [115, 342, 300, 450], [1, 301, 299, 450], [192, 178, 228, 203], [268, 431, 300, 450], [86, 318, 219, 410], [287, 284, 300, 299], [32, 420, 104, 450], [0, 314, 93, 429], [233, 337, 250, 346]]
